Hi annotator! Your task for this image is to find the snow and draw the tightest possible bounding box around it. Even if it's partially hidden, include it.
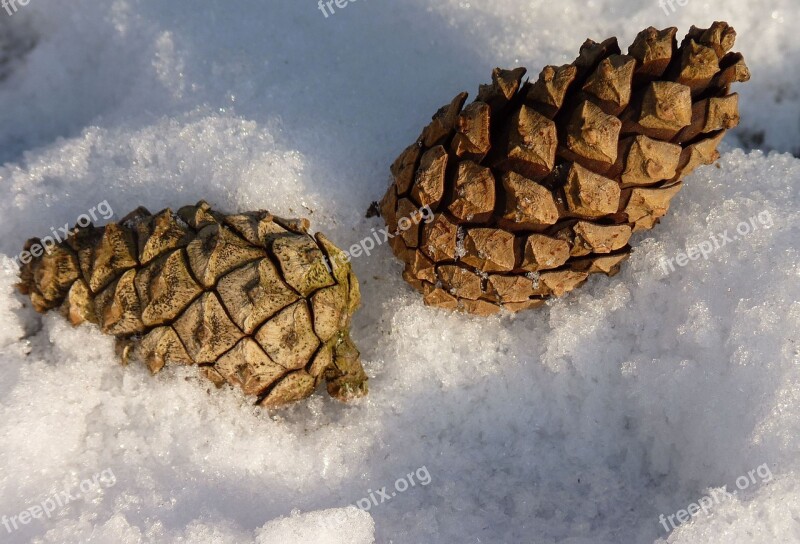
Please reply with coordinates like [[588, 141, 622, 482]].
[[0, 1, 798, 543]]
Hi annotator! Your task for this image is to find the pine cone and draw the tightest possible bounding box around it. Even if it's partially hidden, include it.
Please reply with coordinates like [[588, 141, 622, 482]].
[[17, 201, 368, 407], [380, 22, 749, 316]]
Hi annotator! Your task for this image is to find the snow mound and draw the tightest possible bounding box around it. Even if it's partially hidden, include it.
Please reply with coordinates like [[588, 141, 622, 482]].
[[255, 507, 374, 544]]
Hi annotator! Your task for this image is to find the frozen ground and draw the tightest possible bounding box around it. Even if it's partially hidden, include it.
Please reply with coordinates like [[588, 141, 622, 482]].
[[0, 1, 798, 543]]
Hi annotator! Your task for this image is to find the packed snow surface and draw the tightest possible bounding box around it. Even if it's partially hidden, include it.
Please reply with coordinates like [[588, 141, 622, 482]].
[[0, 1, 799, 543]]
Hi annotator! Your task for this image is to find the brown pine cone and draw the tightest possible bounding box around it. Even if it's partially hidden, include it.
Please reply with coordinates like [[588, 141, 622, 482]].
[[16, 201, 367, 408], [380, 22, 749, 316]]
